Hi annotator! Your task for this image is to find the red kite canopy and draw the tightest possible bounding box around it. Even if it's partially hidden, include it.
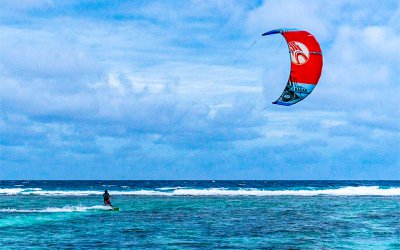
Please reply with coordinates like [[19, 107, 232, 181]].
[[262, 28, 323, 106]]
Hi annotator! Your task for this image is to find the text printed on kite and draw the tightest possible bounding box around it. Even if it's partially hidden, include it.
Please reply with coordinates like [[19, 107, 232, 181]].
[[262, 28, 323, 106]]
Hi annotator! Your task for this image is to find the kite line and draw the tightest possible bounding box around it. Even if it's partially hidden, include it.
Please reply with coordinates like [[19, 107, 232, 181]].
[[131, 35, 265, 174]]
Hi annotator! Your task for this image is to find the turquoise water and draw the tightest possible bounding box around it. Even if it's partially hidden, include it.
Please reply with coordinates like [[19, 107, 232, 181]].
[[1, 181, 400, 249]]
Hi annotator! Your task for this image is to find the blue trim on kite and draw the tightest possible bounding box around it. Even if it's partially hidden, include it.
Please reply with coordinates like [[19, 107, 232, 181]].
[[272, 101, 293, 106], [262, 28, 298, 36]]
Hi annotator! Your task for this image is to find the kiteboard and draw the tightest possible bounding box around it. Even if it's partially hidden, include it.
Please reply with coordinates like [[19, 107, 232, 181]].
[[111, 207, 119, 211]]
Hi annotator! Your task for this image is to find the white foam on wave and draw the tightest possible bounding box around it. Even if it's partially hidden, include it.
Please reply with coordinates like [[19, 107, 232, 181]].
[[0, 188, 43, 195], [1, 186, 399, 196], [0, 205, 112, 213], [169, 186, 400, 196], [29, 190, 102, 196], [156, 186, 187, 191], [0, 188, 26, 195]]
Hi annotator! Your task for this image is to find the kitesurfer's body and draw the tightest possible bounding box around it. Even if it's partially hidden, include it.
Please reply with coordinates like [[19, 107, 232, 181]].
[[103, 190, 113, 208]]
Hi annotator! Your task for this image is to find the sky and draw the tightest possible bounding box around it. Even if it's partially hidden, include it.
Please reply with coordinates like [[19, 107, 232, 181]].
[[0, 0, 399, 180]]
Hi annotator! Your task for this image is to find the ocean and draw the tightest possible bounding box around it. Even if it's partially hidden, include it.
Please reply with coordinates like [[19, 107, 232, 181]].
[[1, 180, 399, 249]]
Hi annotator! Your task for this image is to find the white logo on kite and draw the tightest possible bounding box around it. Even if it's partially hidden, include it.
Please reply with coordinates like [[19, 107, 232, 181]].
[[288, 41, 309, 65]]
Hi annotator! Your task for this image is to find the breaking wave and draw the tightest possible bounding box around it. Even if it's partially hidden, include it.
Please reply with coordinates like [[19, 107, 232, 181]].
[[1, 186, 400, 196], [0, 205, 112, 213]]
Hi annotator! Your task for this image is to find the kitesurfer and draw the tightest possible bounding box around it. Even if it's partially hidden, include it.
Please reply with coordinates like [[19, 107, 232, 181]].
[[103, 190, 113, 208]]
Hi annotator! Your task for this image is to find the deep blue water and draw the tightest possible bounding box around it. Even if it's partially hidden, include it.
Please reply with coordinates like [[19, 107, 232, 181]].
[[1, 180, 399, 249]]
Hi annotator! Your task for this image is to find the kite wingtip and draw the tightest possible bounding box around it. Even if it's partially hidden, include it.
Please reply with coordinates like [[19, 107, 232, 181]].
[[272, 100, 293, 106], [262, 30, 280, 36], [262, 28, 299, 36]]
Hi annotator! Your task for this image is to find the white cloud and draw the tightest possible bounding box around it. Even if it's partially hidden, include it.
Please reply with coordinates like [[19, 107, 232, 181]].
[[1, 0, 399, 179]]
